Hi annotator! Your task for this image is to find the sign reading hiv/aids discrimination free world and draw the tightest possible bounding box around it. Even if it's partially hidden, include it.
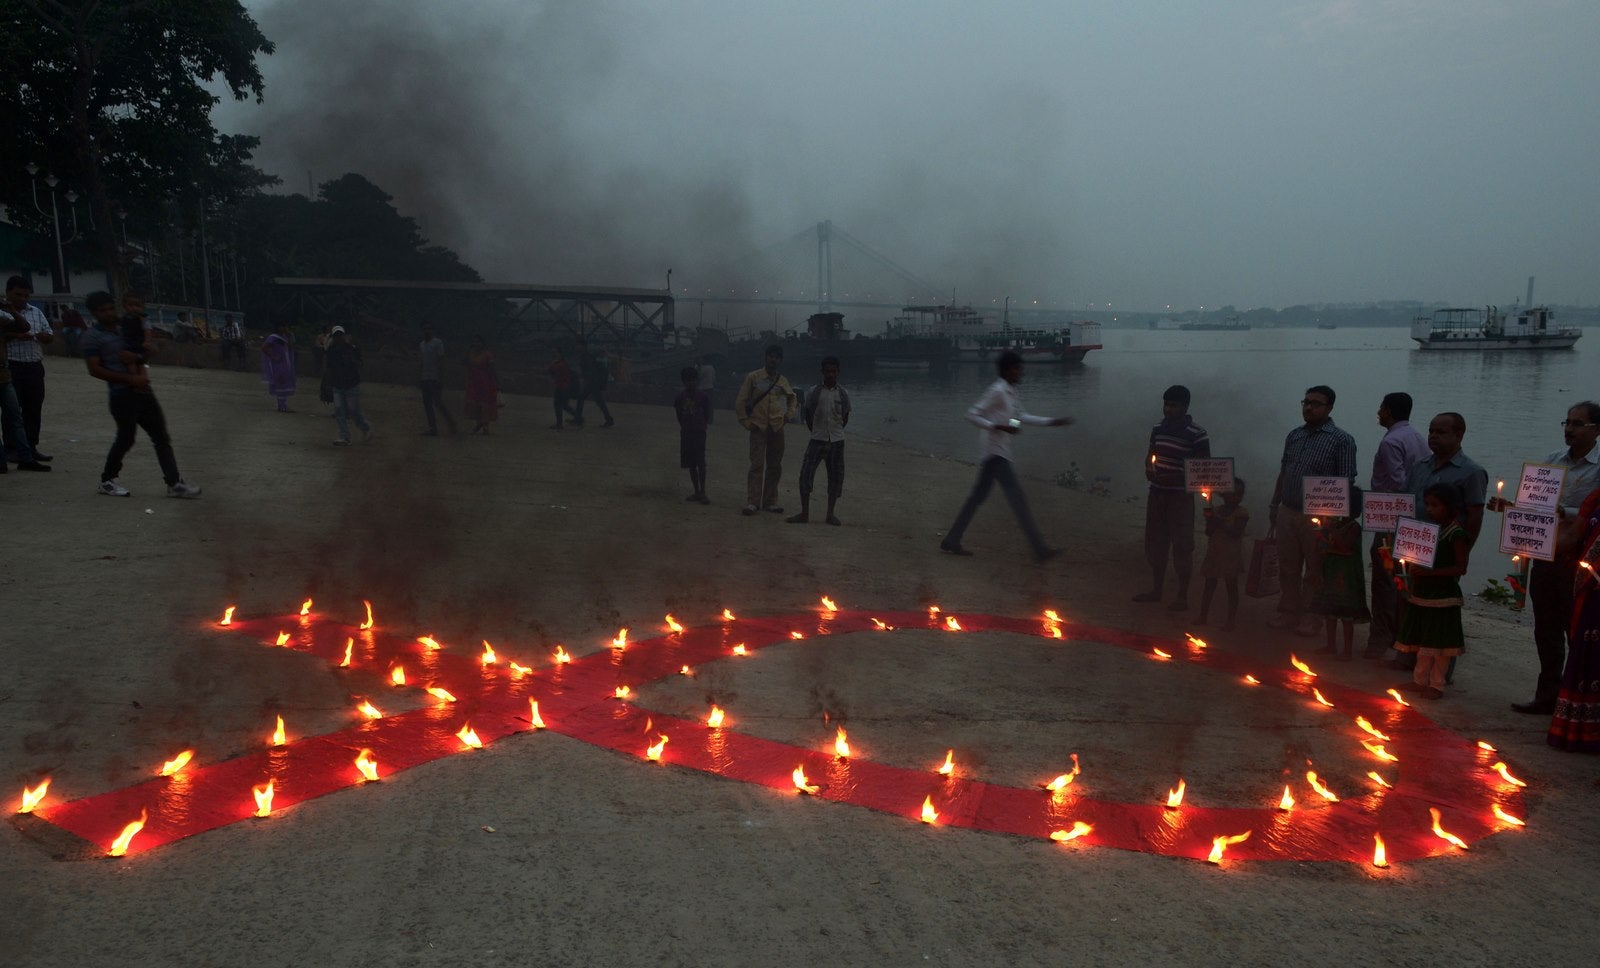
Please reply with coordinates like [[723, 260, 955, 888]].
[[1302, 476, 1351, 517], [1184, 458, 1236, 495], [1363, 492, 1415, 534], [1514, 463, 1567, 514], [1393, 518, 1441, 569], [1499, 507, 1560, 562]]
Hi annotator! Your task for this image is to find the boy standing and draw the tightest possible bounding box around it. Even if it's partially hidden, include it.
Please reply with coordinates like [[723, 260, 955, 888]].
[[674, 366, 712, 503], [82, 291, 200, 497], [787, 356, 850, 525]]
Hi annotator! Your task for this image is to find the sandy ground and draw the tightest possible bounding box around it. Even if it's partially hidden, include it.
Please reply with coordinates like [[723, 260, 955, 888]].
[[2, 357, 1595, 968]]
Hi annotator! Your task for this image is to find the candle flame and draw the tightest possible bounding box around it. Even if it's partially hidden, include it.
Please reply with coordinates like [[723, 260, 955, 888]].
[[1165, 778, 1186, 808], [1361, 740, 1399, 762], [1043, 609, 1061, 622], [707, 706, 725, 728], [19, 778, 49, 814], [871, 618, 890, 630], [920, 796, 938, 823], [1355, 716, 1391, 741], [1429, 807, 1469, 849], [1151, 647, 1172, 660], [1201, 489, 1211, 501], [664, 614, 684, 634], [1385, 687, 1411, 707], [299, 598, 312, 617], [1373, 833, 1388, 867], [1311, 688, 1334, 707], [1049, 625, 1063, 639], [159, 749, 194, 776], [555, 646, 572, 664], [732, 643, 748, 656], [340, 638, 353, 667], [1044, 773, 1074, 792], [1490, 762, 1527, 788], [426, 686, 456, 703], [944, 616, 962, 631], [252, 778, 274, 817], [1289, 654, 1317, 677], [1207, 830, 1252, 864], [1310, 517, 1321, 526], [789, 630, 804, 639], [108, 809, 147, 857], [928, 605, 941, 615], [456, 724, 482, 749], [937, 750, 955, 775], [481, 640, 498, 665], [529, 699, 546, 729], [1305, 771, 1339, 802], [390, 665, 406, 686], [359, 600, 374, 630], [792, 765, 819, 794], [220, 605, 236, 626], [821, 596, 838, 612], [357, 699, 383, 719], [1243, 674, 1260, 685], [1492, 804, 1526, 827], [508, 661, 532, 676], [355, 748, 379, 781], [1367, 771, 1393, 789], [1477, 740, 1497, 752], [1277, 785, 1295, 811], [1050, 821, 1093, 842], [271, 715, 286, 747], [275, 631, 290, 646], [1185, 633, 1208, 650], [679, 664, 693, 676], [645, 733, 668, 761], [417, 635, 442, 650], [834, 727, 851, 758], [614, 685, 631, 699], [612, 627, 630, 649]]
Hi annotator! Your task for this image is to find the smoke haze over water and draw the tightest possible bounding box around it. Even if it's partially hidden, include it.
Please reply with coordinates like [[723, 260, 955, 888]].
[[219, 0, 1600, 311]]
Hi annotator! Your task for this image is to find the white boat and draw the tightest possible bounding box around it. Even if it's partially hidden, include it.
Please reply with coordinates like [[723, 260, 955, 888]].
[[1409, 306, 1580, 350], [890, 304, 1102, 363]]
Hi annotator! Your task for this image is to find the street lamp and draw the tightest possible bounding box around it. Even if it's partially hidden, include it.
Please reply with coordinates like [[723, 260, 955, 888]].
[[25, 163, 73, 293]]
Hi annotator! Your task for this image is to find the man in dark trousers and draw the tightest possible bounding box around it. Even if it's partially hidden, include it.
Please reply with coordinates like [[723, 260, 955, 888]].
[[571, 338, 614, 428], [1133, 385, 1210, 611]]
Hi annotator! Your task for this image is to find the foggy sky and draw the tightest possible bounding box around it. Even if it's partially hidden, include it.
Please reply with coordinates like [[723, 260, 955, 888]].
[[214, 0, 1600, 312]]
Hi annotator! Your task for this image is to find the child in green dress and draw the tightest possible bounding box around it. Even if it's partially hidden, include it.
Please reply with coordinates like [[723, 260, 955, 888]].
[[1393, 484, 1471, 700], [1307, 488, 1371, 660]]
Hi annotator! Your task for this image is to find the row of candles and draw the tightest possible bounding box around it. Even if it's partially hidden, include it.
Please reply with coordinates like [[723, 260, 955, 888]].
[[16, 597, 1528, 865]]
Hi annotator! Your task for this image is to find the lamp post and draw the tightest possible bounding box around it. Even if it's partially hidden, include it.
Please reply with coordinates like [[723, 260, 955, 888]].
[[24, 163, 71, 293]]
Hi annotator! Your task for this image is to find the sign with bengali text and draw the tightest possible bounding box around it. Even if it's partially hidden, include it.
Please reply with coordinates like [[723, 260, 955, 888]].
[[1393, 518, 1440, 569], [1363, 492, 1415, 533], [1301, 476, 1351, 516], [1184, 458, 1236, 494], [1514, 463, 1566, 514], [1498, 507, 1559, 562]]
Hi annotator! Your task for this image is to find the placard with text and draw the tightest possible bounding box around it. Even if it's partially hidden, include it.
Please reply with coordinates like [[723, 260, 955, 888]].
[[1515, 463, 1566, 514], [1301, 476, 1351, 516], [1363, 492, 1415, 533], [1393, 518, 1440, 569], [1498, 507, 1559, 562], [1184, 457, 1236, 494]]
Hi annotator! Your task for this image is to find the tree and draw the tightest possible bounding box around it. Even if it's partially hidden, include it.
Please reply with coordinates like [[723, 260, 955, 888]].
[[0, 0, 274, 292]]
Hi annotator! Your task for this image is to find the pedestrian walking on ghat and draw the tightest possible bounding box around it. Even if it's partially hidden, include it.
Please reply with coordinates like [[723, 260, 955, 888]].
[[260, 323, 298, 412], [463, 335, 501, 435], [571, 338, 614, 428], [1490, 401, 1600, 715], [938, 350, 1073, 559], [547, 346, 580, 429], [2, 275, 54, 464], [788, 356, 850, 526], [1198, 477, 1249, 630], [1267, 385, 1358, 636], [1364, 391, 1430, 658], [1306, 493, 1370, 661], [418, 323, 457, 435], [219, 314, 248, 371], [1393, 484, 1470, 700], [324, 325, 373, 446], [1132, 384, 1210, 610], [81, 291, 199, 498], [675, 365, 712, 504], [735, 344, 797, 515]]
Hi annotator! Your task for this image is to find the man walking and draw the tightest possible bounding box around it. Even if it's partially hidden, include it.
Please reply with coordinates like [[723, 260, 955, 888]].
[[1499, 402, 1600, 714], [220, 314, 247, 371], [734, 345, 796, 516], [1268, 385, 1357, 634], [572, 338, 615, 428], [418, 323, 456, 436], [1132, 385, 1210, 611], [938, 351, 1073, 560], [3, 276, 54, 463], [787, 356, 851, 526], [325, 325, 374, 446], [1364, 392, 1431, 658]]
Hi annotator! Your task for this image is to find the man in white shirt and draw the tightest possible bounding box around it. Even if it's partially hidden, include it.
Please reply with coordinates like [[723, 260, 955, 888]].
[[3, 275, 55, 463], [787, 356, 851, 526], [938, 351, 1074, 560]]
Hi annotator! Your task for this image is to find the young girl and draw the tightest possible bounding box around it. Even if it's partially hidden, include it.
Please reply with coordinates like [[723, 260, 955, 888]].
[[1307, 489, 1371, 660], [1198, 478, 1249, 630], [1393, 484, 1471, 699]]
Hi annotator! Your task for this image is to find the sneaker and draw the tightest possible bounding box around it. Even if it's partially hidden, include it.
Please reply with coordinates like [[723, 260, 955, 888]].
[[742, 504, 758, 516], [333, 438, 351, 446], [98, 479, 131, 497], [167, 480, 203, 499]]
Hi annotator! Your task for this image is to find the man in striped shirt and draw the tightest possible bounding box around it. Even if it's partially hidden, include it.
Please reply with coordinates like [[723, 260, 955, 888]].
[[1269, 385, 1358, 633], [1133, 385, 1210, 610]]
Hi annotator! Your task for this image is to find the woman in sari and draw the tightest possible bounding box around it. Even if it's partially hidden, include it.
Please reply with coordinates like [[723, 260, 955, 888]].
[[1549, 486, 1600, 751], [260, 324, 298, 412], [464, 336, 500, 435]]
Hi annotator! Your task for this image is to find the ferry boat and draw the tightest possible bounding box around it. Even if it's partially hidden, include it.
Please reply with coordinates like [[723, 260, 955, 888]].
[[1409, 306, 1580, 350], [889, 304, 1102, 364]]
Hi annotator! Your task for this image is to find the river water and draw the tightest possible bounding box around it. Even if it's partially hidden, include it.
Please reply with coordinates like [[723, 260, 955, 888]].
[[840, 325, 1598, 591]]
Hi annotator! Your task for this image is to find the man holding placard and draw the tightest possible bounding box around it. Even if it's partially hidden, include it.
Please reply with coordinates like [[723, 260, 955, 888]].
[[1132, 385, 1211, 611], [1404, 413, 1488, 544], [1268, 385, 1357, 634], [1494, 402, 1600, 715], [1364, 392, 1429, 658]]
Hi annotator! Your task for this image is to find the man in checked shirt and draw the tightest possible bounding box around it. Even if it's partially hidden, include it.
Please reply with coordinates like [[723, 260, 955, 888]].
[[1268, 385, 1357, 635]]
